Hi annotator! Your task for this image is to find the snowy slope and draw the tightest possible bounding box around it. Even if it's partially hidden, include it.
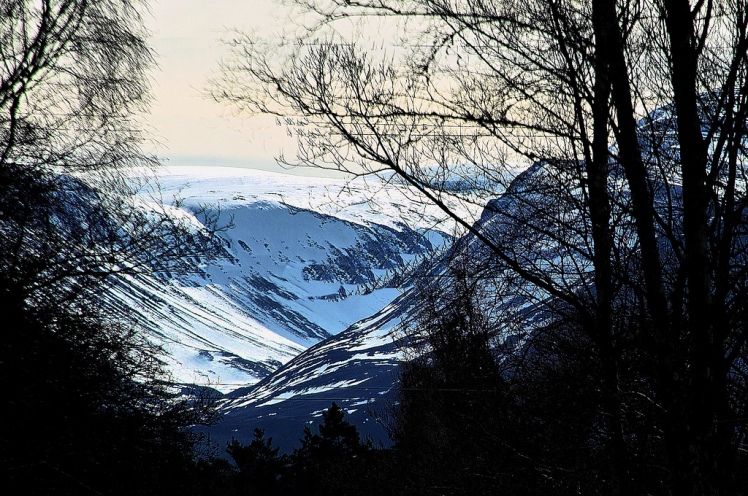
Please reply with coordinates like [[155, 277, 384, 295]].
[[113, 167, 452, 392], [199, 164, 551, 448], [199, 103, 747, 446], [208, 292, 410, 450]]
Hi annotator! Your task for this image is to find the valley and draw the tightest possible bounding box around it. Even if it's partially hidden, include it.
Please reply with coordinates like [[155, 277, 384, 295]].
[[115, 166, 459, 444]]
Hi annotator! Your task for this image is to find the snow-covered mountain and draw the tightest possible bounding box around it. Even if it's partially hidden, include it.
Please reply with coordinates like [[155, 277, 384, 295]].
[[184, 104, 748, 454], [198, 163, 561, 450], [208, 291, 410, 450], [117, 167, 453, 392], [198, 107, 704, 449]]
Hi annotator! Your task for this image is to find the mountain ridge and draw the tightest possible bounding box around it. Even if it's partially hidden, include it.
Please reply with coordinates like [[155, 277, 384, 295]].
[[113, 167, 454, 392]]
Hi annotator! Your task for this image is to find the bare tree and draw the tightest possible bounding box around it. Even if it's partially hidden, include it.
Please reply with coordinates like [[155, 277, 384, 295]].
[[0, 0, 223, 308], [214, 0, 748, 493], [0, 4, 223, 492], [0, 0, 154, 191]]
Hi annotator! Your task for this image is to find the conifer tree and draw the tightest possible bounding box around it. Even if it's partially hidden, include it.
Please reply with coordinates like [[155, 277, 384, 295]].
[[288, 403, 373, 495], [226, 429, 283, 496]]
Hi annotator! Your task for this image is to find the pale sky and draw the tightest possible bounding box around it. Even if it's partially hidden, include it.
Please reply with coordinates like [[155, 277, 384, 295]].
[[146, 0, 299, 173]]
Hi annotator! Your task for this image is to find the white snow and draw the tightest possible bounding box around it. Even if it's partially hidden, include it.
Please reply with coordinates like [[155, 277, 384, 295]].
[[114, 166, 454, 392]]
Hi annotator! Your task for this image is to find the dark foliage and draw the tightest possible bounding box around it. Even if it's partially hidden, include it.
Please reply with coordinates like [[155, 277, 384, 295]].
[[0, 290, 212, 495], [213, 0, 748, 492], [0, 3, 222, 494], [226, 429, 284, 495], [215, 403, 385, 496], [386, 262, 748, 495], [390, 294, 512, 495], [289, 402, 375, 495]]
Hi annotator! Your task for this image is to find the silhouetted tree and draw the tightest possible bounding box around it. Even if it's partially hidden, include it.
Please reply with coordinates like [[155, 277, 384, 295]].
[[226, 428, 284, 495], [390, 263, 636, 495], [1, 294, 216, 495], [389, 265, 517, 495], [289, 402, 373, 495], [215, 0, 748, 492], [0, 2, 220, 494]]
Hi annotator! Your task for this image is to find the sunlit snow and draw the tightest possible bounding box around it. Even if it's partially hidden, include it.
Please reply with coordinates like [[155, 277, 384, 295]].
[[115, 166, 453, 392]]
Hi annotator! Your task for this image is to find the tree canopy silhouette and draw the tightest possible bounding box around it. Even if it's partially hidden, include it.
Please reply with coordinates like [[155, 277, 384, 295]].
[[1, 2, 220, 494], [214, 0, 748, 493]]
